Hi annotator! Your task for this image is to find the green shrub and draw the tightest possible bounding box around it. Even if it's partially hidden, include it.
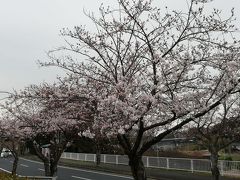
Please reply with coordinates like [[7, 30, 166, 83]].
[[224, 156, 233, 161]]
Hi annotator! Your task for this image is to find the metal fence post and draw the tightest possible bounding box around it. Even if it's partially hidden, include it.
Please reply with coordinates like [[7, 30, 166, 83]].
[[115, 155, 118, 165], [94, 154, 96, 162], [167, 158, 169, 169], [191, 159, 194, 173], [104, 154, 106, 163], [85, 154, 87, 161], [220, 161, 224, 176], [146, 157, 149, 168]]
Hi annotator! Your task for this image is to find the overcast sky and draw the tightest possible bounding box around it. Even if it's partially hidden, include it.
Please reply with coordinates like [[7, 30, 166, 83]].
[[0, 0, 239, 96]]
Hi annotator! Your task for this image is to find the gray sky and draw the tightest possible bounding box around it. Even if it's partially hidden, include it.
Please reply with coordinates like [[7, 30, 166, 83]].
[[0, 0, 239, 95]]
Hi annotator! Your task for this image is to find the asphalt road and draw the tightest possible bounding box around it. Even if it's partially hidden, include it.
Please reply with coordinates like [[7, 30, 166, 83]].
[[0, 157, 238, 180], [0, 157, 133, 180]]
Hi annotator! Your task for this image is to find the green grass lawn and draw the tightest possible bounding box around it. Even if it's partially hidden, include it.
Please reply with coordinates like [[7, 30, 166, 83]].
[[0, 172, 27, 180], [219, 153, 240, 161]]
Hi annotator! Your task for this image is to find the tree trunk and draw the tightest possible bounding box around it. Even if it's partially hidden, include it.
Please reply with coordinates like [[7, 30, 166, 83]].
[[12, 155, 18, 175], [50, 159, 58, 176], [32, 142, 51, 176], [49, 144, 66, 176], [210, 152, 220, 180], [43, 159, 51, 176], [129, 155, 147, 180], [96, 149, 101, 166], [95, 142, 101, 166], [0, 144, 3, 155]]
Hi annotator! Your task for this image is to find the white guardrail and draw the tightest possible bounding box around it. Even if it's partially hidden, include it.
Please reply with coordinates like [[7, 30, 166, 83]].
[[61, 152, 240, 176]]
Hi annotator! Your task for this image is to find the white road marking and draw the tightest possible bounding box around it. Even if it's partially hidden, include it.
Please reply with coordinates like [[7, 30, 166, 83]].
[[72, 176, 92, 180], [0, 167, 11, 173], [20, 164, 29, 167], [38, 168, 45, 171], [20, 158, 42, 164]]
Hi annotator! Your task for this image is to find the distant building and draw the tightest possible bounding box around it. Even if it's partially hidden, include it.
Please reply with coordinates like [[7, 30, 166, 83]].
[[153, 138, 195, 151]]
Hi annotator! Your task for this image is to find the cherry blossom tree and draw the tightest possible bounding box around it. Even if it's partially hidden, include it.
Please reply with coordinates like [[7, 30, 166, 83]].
[[0, 128, 4, 155], [188, 96, 240, 180], [0, 94, 46, 175], [41, 0, 240, 179], [79, 122, 109, 166], [2, 81, 94, 176], [0, 113, 28, 175]]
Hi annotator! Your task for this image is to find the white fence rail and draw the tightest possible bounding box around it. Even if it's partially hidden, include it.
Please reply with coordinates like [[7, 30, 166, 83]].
[[61, 152, 240, 176]]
